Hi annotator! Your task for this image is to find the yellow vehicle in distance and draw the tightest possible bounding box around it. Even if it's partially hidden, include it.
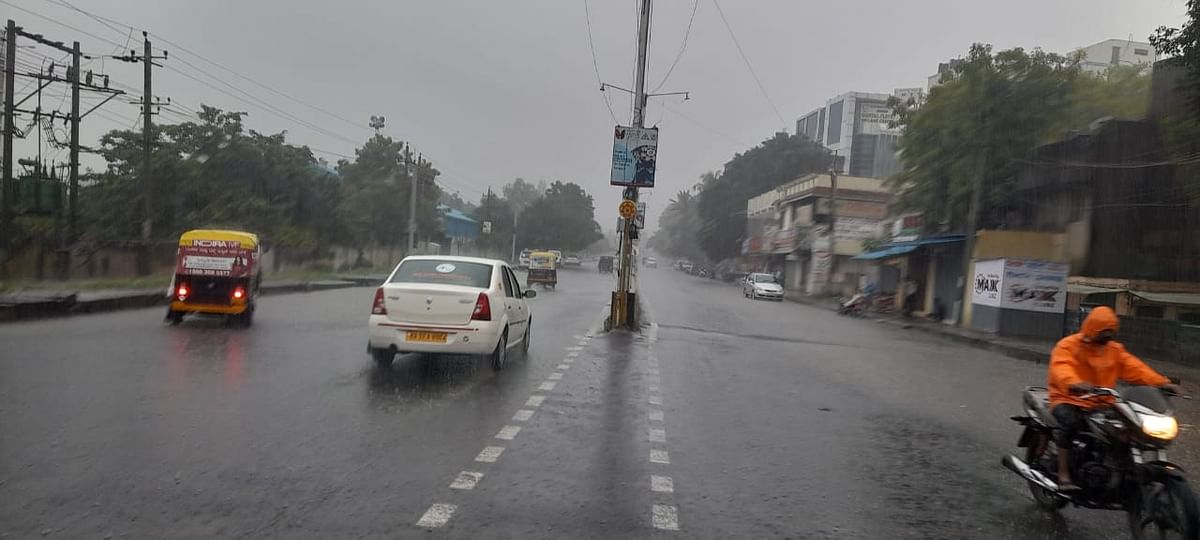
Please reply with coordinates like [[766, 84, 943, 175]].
[[166, 229, 262, 327], [526, 251, 558, 289]]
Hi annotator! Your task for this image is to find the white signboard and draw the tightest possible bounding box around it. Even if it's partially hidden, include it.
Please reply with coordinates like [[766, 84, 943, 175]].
[[858, 102, 898, 135], [635, 202, 646, 228], [971, 259, 1004, 307], [1001, 259, 1068, 313], [183, 255, 235, 272], [834, 217, 882, 241], [610, 126, 658, 187]]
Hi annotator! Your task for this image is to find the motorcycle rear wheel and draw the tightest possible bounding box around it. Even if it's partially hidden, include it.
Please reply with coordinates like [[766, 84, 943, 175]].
[[1129, 476, 1200, 540], [1027, 440, 1068, 512]]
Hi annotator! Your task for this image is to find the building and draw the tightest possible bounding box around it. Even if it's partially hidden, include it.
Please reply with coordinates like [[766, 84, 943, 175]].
[[437, 204, 479, 255], [1076, 38, 1158, 75], [795, 89, 919, 178]]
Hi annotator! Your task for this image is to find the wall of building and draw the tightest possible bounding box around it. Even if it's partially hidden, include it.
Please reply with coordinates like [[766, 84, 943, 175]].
[[1078, 39, 1157, 74]]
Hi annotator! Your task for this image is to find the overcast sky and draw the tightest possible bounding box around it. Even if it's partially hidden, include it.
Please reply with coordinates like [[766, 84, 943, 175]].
[[5, 0, 1189, 234]]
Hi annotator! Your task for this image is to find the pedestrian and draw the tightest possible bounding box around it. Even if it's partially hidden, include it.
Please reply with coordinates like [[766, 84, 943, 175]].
[[901, 276, 918, 319]]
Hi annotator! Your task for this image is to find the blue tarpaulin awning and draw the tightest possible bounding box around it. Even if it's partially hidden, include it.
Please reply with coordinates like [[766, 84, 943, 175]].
[[852, 235, 966, 261]]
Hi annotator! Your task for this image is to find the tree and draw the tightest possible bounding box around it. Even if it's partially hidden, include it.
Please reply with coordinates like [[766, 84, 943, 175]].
[[1151, 0, 1200, 117], [472, 189, 515, 258], [695, 133, 830, 262], [502, 178, 542, 213], [336, 134, 442, 250], [516, 181, 603, 251], [653, 189, 705, 262], [440, 191, 475, 214]]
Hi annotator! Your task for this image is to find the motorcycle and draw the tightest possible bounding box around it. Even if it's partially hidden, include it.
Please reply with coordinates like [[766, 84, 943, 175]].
[[838, 293, 868, 317], [1001, 384, 1200, 539]]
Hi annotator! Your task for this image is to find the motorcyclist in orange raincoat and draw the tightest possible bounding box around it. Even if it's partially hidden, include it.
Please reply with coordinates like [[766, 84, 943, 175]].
[[1048, 306, 1181, 490]]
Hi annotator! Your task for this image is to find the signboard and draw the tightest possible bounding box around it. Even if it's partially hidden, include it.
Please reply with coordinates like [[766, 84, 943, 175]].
[[971, 259, 1004, 307], [1002, 259, 1068, 313], [618, 199, 637, 219], [178, 240, 254, 278], [634, 202, 646, 228], [971, 258, 1068, 313], [833, 217, 881, 241], [610, 126, 658, 187], [858, 102, 898, 136], [482, 221, 493, 234], [892, 214, 923, 242]]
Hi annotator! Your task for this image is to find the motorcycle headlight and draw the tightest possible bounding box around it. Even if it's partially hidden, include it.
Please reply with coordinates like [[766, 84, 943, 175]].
[[1141, 414, 1179, 440]]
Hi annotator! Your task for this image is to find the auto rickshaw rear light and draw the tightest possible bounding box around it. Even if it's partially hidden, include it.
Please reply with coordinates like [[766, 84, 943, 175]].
[[471, 293, 491, 321], [176, 284, 189, 300], [372, 288, 387, 315], [232, 286, 246, 300]]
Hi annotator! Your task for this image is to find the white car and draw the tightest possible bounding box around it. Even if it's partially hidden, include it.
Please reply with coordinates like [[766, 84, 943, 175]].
[[743, 273, 784, 301], [368, 256, 535, 369], [564, 254, 581, 266]]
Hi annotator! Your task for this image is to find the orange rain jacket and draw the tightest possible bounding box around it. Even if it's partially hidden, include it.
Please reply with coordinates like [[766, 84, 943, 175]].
[[1048, 306, 1169, 408]]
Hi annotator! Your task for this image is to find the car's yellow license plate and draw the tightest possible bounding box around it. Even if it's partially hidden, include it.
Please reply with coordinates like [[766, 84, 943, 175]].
[[406, 331, 447, 343]]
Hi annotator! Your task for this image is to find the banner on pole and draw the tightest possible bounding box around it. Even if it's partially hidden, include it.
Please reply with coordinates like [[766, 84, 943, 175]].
[[610, 126, 658, 187]]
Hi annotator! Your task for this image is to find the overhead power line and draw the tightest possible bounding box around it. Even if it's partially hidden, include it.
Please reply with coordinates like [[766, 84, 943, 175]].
[[651, 0, 699, 93], [710, 0, 787, 128], [582, 0, 620, 124]]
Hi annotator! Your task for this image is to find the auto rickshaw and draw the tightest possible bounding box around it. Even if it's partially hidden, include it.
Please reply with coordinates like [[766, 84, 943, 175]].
[[166, 229, 262, 327], [526, 250, 558, 289], [598, 255, 614, 274]]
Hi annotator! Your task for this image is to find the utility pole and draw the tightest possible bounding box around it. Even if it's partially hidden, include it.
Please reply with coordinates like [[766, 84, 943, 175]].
[[112, 33, 166, 273], [69, 41, 79, 240], [406, 144, 417, 254], [958, 150, 986, 325], [510, 208, 519, 263], [611, 0, 653, 330], [2, 20, 16, 253], [828, 152, 838, 295]]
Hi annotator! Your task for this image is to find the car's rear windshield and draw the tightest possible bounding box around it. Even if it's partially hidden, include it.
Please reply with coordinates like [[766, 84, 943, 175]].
[[751, 273, 775, 282], [390, 260, 493, 288]]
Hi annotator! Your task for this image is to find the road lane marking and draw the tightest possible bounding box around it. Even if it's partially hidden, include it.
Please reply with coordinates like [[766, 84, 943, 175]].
[[564, 357, 575, 364], [475, 446, 505, 463], [547, 372, 563, 380], [649, 385, 659, 392], [567, 351, 580, 358], [648, 368, 660, 375], [557, 363, 570, 370], [651, 504, 679, 530], [512, 409, 535, 422], [649, 428, 666, 443], [650, 475, 674, 493], [649, 410, 664, 422], [539, 381, 557, 392], [526, 395, 545, 407], [650, 449, 670, 464], [450, 471, 483, 490], [649, 395, 663, 406], [648, 322, 660, 343], [416, 503, 457, 528], [567, 346, 583, 351], [496, 425, 522, 440], [647, 375, 661, 384]]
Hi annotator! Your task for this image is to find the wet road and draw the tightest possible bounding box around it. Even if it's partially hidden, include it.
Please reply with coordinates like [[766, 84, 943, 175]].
[[3, 265, 1199, 538]]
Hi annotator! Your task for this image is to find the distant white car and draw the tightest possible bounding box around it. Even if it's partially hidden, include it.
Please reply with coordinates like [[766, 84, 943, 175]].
[[564, 254, 581, 266], [743, 273, 784, 301], [368, 256, 535, 369]]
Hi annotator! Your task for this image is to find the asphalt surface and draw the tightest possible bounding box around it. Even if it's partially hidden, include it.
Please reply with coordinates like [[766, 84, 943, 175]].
[[3, 264, 1200, 539]]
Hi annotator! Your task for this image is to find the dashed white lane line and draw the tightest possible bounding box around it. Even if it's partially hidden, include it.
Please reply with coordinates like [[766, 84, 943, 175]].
[[649, 428, 667, 443], [649, 410, 664, 422], [651, 504, 679, 531], [648, 368, 660, 375], [539, 381, 557, 392], [650, 449, 671, 464], [512, 409, 535, 422], [547, 372, 563, 380], [649, 395, 663, 406], [556, 363, 570, 370], [475, 446, 505, 463], [563, 357, 575, 364], [566, 351, 580, 358], [567, 346, 583, 351], [526, 395, 546, 407], [416, 503, 457, 528], [649, 385, 659, 392], [449, 471, 483, 490], [496, 425, 522, 440], [650, 475, 674, 493]]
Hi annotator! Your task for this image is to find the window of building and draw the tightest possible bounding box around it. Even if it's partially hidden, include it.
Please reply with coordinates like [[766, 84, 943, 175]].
[[827, 101, 843, 144], [1134, 48, 1149, 56], [1135, 305, 1165, 319], [1111, 46, 1121, 65]]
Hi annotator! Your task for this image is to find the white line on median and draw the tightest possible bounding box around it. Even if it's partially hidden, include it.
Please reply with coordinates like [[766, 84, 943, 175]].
[[539, 381, 557, 392], [649, 410, 664, 422], [567, 346, 583, 351], [650, 474, 674, 493], [512, 409, 535, 422], [475, 446, 505, 463], [649, 428, 666, 443], [647, 368, 660, 375], [547, 372, 563, 381], [649, 395, 663, 406], [651, 504, 679, 530], [495, 425, 522, 440], [567, 351, 580, 358], [650, 449, 670, 464], [557, 363, 570, 370], [526, 395, 545, 407], [416, 503, 457, 528], [449, 471, 483, 490], [649, 385, 659, 392]]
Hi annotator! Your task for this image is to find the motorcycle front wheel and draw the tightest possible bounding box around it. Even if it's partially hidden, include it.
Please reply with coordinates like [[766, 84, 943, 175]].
[[1129, 476, 1200, 540]]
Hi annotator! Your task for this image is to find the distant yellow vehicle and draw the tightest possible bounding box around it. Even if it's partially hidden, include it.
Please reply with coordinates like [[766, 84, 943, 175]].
[[526, 251, 558, 289], [166, 229, 262, 327]]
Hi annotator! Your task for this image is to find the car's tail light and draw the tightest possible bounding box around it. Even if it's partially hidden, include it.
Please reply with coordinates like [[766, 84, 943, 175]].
[[232, 286, 246, 301], [372, 288, 387, 315], [471, 293, 491, 321], [176, 284, 189, 301]]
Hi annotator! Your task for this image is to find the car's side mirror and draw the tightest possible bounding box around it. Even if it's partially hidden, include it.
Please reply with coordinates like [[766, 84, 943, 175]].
[[524, 290, 537, 299]]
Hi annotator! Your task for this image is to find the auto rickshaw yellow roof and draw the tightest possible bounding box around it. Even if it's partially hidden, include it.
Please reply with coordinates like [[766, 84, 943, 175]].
[[178, 229, 259, 248]]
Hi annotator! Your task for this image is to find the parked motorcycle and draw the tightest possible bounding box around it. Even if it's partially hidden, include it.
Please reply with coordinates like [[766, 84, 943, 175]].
[[838, 293, 867, 317], [1001, 384, 1199, 539]]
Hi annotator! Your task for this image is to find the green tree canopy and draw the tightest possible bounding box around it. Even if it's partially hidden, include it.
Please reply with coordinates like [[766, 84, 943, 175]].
[[516, 181, 602, 252]]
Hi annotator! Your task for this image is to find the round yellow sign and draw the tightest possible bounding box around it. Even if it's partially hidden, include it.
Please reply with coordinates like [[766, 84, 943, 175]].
[[618, 199, 637, 219]]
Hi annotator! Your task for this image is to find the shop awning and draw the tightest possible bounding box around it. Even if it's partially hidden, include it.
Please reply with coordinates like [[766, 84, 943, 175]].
[[851, 235, 966, 261], [1067, 284, 1125, 295], [1130, 291, 1200, 306]]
